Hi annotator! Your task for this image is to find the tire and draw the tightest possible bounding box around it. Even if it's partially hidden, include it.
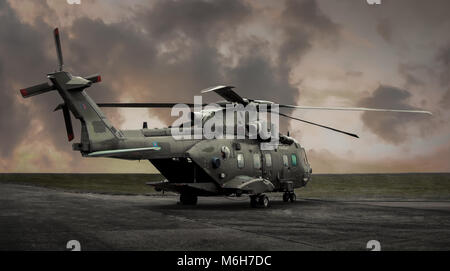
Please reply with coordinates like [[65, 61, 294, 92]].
[[282, 193, 289, 202], [289, 193, 296, 203], [258, 195, 270, 208]]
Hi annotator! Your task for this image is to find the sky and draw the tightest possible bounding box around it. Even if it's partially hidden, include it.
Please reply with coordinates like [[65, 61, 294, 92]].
[[0, 0, 449, 173]]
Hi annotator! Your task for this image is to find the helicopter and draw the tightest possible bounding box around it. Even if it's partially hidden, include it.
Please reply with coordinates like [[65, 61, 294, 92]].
[[19, 28, 432, 208]]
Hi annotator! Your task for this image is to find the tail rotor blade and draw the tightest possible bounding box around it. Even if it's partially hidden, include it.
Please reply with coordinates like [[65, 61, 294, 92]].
[[20, 82, 55, 98], [61, 104, 74, 141], [53, 28, 64, 71]]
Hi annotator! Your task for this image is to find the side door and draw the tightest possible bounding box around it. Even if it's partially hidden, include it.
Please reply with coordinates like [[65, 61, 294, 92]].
[[261, 150, 273, 182], [289, 150, 303, 187], [276, 151, 291, 181]]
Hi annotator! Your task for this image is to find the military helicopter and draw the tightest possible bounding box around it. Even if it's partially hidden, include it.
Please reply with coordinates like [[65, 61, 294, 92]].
[[20, 28, 432, 207]]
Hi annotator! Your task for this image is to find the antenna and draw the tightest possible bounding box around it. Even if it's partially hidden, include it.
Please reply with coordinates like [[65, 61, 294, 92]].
[[53, 28, 64, 71]]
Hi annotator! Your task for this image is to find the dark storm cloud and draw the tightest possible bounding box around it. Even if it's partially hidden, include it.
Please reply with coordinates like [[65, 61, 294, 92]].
[[436, 44, 450, 86], [276, 0, 340, 131], [0, 0, 50, 156], [346, 70, 363, 77], [0, 0, 125, 164], [66, 0, 340, 132], [1, 0, 340, 167], [358, 85, 430, 144], [280, 0, 339, 67], [266, 0, 340, 133], [142, 0, 251, 43], [441, 90, 450, 107], [397, 63, 426, 87], [376, 19, 392, 43], [0, 0, 247, 160], [0, 0, 112, 163], [64, 0, 251, 119], [434, 44, 450, 109]]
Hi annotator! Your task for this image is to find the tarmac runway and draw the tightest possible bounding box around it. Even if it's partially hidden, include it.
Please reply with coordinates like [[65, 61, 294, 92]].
[[0, 183, 449, 250]]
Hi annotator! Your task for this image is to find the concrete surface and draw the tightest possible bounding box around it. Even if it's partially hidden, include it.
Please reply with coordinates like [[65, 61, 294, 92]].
[[0, 183, 449, 250]]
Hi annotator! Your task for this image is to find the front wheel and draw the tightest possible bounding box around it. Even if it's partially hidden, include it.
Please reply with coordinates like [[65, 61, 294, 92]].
[[258, 195, 270, 208], [250, 195, 270, 208]]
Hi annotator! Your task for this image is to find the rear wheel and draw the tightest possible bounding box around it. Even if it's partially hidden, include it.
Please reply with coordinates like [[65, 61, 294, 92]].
[[179, 194, 198, 205]]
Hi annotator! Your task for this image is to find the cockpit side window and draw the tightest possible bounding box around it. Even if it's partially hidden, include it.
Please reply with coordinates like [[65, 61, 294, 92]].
[[291, 154, 298, 167]]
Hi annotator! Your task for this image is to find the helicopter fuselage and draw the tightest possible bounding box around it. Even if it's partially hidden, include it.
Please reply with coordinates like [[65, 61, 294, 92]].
[[81, 127, 312, 197]]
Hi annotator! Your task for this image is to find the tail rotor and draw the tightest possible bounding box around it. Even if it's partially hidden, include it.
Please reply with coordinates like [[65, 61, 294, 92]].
[[19, 27, 104, 144]]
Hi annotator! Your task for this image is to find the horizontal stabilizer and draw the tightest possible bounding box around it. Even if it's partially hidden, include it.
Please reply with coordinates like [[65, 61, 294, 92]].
[[84, 74, 102, 84], [20, 82, 55, 98]]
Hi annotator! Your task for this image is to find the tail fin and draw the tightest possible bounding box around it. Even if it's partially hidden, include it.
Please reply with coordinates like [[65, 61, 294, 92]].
[[19, 28, 120, 154]]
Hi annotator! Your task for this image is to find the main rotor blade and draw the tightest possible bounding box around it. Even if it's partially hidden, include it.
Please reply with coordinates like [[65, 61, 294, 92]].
[[278, 104, 432, 115], [201, 85, 247, 104], [97, 103, 208, 108], [53, 28, 64, 72], [278, 112, 359, 138]]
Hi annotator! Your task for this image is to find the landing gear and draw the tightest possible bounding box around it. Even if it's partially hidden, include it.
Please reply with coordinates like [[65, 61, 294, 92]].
[[289, 193, 296, 203], [283, 192, 296, 203], [259, 194, 270, 208], [250, 194, 270, 208], [179, 194, 198, 205]]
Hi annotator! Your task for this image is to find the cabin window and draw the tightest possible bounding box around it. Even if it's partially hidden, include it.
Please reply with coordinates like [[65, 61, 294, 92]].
[[264, 153, 272, 167], [253, 153, 261, 169], [291, 154, 298, 167], [237, 153, 245, 169], [282, 154, 289, 167]]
